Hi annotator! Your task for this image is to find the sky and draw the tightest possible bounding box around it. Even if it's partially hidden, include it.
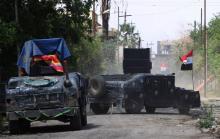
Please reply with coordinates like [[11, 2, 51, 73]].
[[106, 0, 220, 51]]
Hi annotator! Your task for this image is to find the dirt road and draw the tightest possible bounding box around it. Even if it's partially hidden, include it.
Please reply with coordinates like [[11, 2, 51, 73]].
[[1, 109, 216, 139]]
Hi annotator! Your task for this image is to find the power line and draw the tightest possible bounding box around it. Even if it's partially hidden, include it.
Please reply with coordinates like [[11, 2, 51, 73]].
[[116, 4, 220, 17]]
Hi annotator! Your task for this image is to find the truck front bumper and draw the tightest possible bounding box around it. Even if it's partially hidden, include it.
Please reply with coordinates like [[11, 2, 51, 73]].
[[7, 107, 79, 121]]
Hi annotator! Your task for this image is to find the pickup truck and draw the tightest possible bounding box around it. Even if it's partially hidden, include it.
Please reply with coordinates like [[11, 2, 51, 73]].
[[5, 38, 88, 134]]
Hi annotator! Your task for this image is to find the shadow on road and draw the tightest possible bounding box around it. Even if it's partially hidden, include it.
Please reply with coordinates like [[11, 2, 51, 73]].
[[2, 123, 102, 135], [27, 123, 101, 134], [83, 123, 102, 130], [114, 111, 180, 115]]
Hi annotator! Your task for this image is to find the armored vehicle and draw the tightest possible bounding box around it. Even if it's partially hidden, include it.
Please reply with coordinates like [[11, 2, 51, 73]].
[[5, 38, 88, 134], [88, 48, 200, 114]]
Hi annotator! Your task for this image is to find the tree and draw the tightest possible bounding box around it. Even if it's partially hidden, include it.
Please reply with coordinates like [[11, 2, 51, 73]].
[[119, 23, 140, 48], [0, 0, 102, 80], [174, 14, 220, 82]]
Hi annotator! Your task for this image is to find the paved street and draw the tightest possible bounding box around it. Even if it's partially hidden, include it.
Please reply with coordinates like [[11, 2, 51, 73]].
[[1, 109, 216, 139]]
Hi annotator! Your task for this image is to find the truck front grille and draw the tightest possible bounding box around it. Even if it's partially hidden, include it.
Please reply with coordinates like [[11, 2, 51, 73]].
[[15, 93, 65, 109]]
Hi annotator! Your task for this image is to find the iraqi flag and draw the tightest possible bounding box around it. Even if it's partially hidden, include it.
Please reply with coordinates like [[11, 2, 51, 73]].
[[180, 50, 193, 70]]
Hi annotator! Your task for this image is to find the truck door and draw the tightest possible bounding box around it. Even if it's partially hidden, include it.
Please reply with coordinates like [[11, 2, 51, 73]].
[[144, 75, 175, 107]]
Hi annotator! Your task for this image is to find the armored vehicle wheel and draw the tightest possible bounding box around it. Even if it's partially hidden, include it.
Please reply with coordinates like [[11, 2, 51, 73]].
[[9, 119, 30, 134], [124, 99, 143, 114], [178, 107, 190, 115], [70, 111, 82, 130], [90, 103, 110, 114], [89, 76, 105, 97], [145, 106, 156, 114]]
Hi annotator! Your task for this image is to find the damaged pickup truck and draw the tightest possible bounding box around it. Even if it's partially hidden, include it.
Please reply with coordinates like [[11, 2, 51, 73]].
[[6, 38, 88, 134]]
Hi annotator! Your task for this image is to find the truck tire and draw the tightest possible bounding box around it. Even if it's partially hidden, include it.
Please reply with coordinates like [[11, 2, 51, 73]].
[[178, 107, 190, 115], [145, 106, 156, 114], [89, 76, 105, 97], [9, 119, 30, 134], [9, 120, 20, 134], [90, 103, 110, 114], [124, 99, 143, 114], [20, 119, 31, 131], [70, 111, 82, 130]]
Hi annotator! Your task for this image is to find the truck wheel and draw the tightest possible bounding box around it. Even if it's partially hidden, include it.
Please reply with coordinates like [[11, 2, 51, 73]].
[[178, 107, 190, 115], [124, 99, 143, 114], [90, 103, 110, 114], [9, 120, 20, 134], [20, 119, 31, 131], [9, 119, 30, 134], [70, 111, 82, 130], [145, 106, 156, 114], [89, 76, 105, 97]]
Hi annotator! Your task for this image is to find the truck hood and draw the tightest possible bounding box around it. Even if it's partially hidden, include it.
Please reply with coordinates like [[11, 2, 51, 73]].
[[7, 76, 63, 95], [6, 73, 79, 96], [6, 73, 80, 110]]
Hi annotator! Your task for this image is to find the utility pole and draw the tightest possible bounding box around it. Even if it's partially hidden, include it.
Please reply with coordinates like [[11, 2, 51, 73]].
[[101, 0, 111, 39], [117, 7, 123, 64], [119, 11, 132, 47], [92, 0, 96, 36], [204, 0, 207, 97], [130, 21, 135, 26], [119, 11, 132, 24], [201, 8, 203, 45], [192, 21, 196, 90], [117, 6, 120, 64], [118, 6, 120, 32], [124, 11, 127, 24]]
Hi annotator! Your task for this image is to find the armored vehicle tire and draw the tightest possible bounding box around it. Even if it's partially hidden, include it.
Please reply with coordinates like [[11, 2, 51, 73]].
[[89, 76, 105, 97], [90, 103, 110, 114], [124, 99, 143, 114], [70, 112, 82, 130], [9, 119, 30, 134], [145, 106, 156, 114], [178, 107, 190, 115]]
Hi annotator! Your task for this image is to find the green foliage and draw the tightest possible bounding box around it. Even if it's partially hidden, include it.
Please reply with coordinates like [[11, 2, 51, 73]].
[[208, 16, 220, 40], [71, 38, 104, 76], [0, 0, 98, 79], [207, 40, 220, 75], [119, 23, 140, 48], [199, 106, 215, 128], [70, 38, 120, 75], [0, 20, 16, 45], [175, 14, 220, 79]]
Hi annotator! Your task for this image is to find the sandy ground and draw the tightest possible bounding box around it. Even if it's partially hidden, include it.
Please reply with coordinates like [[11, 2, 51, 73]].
[[0, 108, 216, 139]]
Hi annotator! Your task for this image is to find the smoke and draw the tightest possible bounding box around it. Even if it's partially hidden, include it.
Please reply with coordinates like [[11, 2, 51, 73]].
[[102, 40, 123, 75], [152, 53, 194, 90]]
